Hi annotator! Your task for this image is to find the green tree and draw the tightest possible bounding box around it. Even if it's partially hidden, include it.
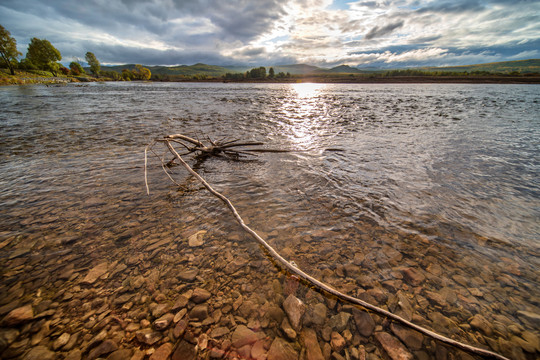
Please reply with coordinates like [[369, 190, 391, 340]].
[[0, 24, 21, 75], [85, 51, 100, 77], [268, 67, 275, 78], [134, 64, 151, 80], [26, 38, 62, 75], [69, 61, 85, 76]]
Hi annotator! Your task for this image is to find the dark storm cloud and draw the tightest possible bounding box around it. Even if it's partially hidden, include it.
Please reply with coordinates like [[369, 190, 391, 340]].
[[364, 20, 404, 40]]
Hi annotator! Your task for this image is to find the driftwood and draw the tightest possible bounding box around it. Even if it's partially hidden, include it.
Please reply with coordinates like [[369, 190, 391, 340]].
[[145, 134, 509, 360]]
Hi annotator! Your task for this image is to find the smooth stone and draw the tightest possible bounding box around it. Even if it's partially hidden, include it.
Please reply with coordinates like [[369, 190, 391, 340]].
[[311, 303, 327, 326], [191, 288, 211, 303], [136, 329, 162, 345], [232, 325, 259, 348], [151, 303, 171, 318], [173, 319, 188, 338], [171, 340, 197, 360], [267, 337, 298, 360], [470, 314, 493, 336], [353, 309, 375, 337], [172, 295, 189, 311], [283, 294, 305, 331], [517, 311, 540, 327], [173, 308, 187, 323], [87, 339, 118, 360], [82, 262, 108, 284], [2, 305, 33, 326], [150, 342, 174, 360], [211, 326, 230, 338], [22, 346, 55, 360], [331, 331, 346, 352], [65, 349, 83, 360], [189, 304, 209, 321], [188, 230, 206, 247], [329, 312, 351, 332], [281, 318, 297, 340], [375, 332, 413, 360], [301, 328, 324, 360], [52, 332, 70, 350], [401, 268, 425, 286], [178, 268, 199, 282], [106, 349, 133, 360], [154, 313, 174, 331], [390, 323, 423, 350], [251, 340, 267, 360]]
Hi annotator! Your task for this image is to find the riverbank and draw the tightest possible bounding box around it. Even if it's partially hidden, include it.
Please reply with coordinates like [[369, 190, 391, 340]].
[[2, 69, 540, 85]]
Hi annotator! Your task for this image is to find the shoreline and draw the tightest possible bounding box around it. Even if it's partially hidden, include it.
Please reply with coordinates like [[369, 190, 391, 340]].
[[2, 71, 540, 86]]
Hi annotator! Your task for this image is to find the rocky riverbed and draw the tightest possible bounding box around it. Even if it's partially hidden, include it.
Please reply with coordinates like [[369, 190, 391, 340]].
[[1, 187, 539, 360]]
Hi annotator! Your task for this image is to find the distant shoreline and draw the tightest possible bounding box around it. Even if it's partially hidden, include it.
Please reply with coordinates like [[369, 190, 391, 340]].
[[2, 71, 540, 86]]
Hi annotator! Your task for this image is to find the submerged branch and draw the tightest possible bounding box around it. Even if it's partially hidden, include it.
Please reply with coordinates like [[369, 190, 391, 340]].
[[147, 133, 510, 360]]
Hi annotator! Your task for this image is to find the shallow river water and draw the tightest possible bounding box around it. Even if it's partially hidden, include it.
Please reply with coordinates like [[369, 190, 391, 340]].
[[0, 82, 539, 360]]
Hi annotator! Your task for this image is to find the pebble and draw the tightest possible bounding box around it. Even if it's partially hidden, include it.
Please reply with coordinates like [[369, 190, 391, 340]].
[[2, 304, 33, 326], [353, 309, 375, 337], [135, 329, 162, 345], [87, 339, 118, 360], [283, 294, 305, 331], [52, 332, 70, 350], [331, 331, 346, 352], [82, 262, 109, 284], [171, 340, 197, 360], [401, 268, 425, 286], [301, 328, 324, 360], [154, 313, 174, 330], [375, 332, 413, 360], [22, 345, 55, 360], [232, 325, 260, 348], [267, 337, 298, 360], [188, 230, 206, 247], [191, 287, 212, 303], [150, 342, 174, 360], [189, 304, 209, 320]]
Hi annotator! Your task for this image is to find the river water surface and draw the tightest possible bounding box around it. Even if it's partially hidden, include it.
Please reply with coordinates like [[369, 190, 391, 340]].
[[0, 82, 539, 359]]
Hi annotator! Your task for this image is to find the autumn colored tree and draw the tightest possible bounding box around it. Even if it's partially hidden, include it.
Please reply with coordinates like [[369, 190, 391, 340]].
[[85, 52, 100, 77], [134, 64, 151, 80], [0, 24, 21, 75], [26, 37, 62, 75]]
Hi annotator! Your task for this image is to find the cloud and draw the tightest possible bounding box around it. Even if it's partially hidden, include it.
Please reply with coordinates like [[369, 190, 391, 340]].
[[0, 0, 538, 67], [365, 20, 404, 40]]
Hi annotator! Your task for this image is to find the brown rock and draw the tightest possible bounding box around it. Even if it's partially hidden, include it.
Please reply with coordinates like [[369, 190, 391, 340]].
[[178, 268, 199, 282], [329, 312, 351, 332], [88, 340, 118, 360], [390, 323, 423, 350], [136, 329, 162, 345], [301, 328, 324, 360], [283, 294, 305, 331], [52, 332, 70, 350], [401, 267, 425, 286], [22, 346, 55, 360], [470, 314, 492, 336], [211, 326, 230, 338], [150, 342, 174, 360], [189, 304, 209, 320], [191, 288, 211, 303], [188, 230, 206, 247], [267, 337, 298, 360], [331, 331, 346, 353], [375, 332, 413, 360], [172, 295, 189, 311], [311, 303, 327, 326], [154, 313, 174, 331], [106, 349, 133, 360], [172, 340, 197, 360], [82, 262, 108, 284], [251, 340, 267, 360], [173, 319, 188, 339], [353, 309, 375, 337], [231, 325, 259, 348], [2, 305, 33, 326]]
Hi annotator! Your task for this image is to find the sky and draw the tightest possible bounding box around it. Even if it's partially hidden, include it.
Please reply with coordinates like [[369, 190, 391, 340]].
[[1, 0, 539, 68]]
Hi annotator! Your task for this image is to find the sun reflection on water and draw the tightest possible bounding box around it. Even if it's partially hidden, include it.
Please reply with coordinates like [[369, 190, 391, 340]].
[[284, 83, 328, 148]]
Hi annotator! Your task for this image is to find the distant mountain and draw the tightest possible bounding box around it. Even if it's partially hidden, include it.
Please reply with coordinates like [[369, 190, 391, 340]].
[[98, 59, 540, 77], [421, 59, 540, 74], [319, 65, 364, 74]]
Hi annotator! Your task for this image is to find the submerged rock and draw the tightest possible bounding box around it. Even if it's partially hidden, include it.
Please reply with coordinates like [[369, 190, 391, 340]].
[[375, 332, 413, 360], [2, 305, 33, 326], [267, 337, 298, 360], [82, 262, 108, 284], [283, 294, 305, 331], [188, 230, 206, 247], [232, 325, 259, 348]]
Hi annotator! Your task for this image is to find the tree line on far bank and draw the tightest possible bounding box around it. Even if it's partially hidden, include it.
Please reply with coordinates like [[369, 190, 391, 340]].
[[0, 24, 151, 80]]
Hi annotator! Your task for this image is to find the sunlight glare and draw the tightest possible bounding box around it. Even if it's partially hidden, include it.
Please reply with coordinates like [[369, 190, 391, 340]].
[[291, 83, 326, 98]]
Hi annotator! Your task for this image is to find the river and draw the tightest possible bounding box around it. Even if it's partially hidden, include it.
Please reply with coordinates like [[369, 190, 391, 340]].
[[0, 82, 539, 359]]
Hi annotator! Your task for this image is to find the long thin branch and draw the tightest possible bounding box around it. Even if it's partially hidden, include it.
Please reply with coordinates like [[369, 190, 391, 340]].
[[162, 140, 508, 360]]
